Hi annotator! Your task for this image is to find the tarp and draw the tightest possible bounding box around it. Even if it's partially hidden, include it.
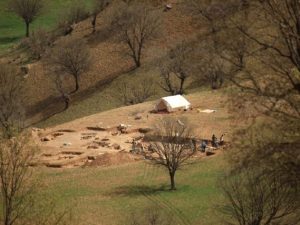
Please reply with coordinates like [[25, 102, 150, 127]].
[[156, 95, 191, 112], [197, 109, 216, 113]]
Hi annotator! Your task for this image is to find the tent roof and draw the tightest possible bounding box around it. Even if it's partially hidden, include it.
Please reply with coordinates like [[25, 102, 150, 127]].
[[161, 95, 191, 109]]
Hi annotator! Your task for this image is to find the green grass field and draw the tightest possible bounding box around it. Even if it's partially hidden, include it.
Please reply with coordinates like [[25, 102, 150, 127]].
[[38, 156, 226, 225], [0, 0, 93, 51]]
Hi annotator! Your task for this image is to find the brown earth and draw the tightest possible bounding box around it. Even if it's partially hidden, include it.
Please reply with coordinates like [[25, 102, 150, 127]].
[[85, 152, 141, 167], [17, 0, 196, 123], [32, 91, 237, 168]]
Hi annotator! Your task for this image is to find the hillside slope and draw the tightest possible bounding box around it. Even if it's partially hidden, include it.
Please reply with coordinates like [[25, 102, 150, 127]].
[[16, 1, 196, 125]]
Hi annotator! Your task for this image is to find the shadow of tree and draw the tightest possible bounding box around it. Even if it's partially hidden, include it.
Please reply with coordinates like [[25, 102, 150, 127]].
[[0, 36, 21, 45], [107, 184, 169, 197], [26, 66, 135, 126]]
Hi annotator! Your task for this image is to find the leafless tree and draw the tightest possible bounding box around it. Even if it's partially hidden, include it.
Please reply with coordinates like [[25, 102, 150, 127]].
[[160, 41, 193, 95], [195, 3, 300, 216], [187, 2, 300, 223], [0, 64, 25, 139], [187, 0, 239, 32], [0, 134, 36, 225], [24, 28, 54, 60], [196, 50, 225, 89], [52, 74, 70, 110], [0, 134, 70, 225], [191, 0, 300, 120], [47, 39, 90, 94], [115, 77, 155, 105], [66, 0, 89, 24], [9, 0, 44, 37], [146, 117, 195, 190], [232, 0, 300, 120], [112, 3, 162, 68], [226, 122, 300, 189], [91, 0, 110, 33], [187, 0, 245, 90], [221, 168, 300, 225]]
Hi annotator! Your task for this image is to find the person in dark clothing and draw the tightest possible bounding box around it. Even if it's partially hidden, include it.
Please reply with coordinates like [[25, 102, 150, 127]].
[[212, 134, 217, 147], [192, 138, 197, 151], [201, 141, 207, 152], [219, 133, 225, 146]]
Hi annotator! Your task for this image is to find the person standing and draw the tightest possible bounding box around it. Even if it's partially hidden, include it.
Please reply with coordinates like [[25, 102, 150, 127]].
[[219, 133, 225, 146], [212, 134, 217, 147], [201, 141, 207, 152], [192, 138, 197, 151]]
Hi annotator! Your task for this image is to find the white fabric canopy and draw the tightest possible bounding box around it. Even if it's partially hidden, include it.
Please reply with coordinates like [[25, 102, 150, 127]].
[[156, 95, 191, 112]]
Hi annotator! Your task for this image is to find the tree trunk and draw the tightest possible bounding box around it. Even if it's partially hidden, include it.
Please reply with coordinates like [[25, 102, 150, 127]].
[[92, 14, 97, 33], [25, 22, 30, 37], [70, 75, 79, 94], [4, 200, 12, 225], [211, 81, 217, 90], [136, 43, 142, 68], [179, 76, 185, 95], [62, 95, 70, 110], [75, 76, 79, 92], [134, 58, 141, 68], [169, 171, 176, 190]]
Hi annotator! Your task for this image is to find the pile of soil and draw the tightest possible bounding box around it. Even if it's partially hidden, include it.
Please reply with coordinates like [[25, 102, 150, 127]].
[[86, 152, 141, 167]]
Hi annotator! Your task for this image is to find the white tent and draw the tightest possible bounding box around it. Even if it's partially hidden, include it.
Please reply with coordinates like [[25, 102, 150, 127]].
[[155, 95, 191, 112]]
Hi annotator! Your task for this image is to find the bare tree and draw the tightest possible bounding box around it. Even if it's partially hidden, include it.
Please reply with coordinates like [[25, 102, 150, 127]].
[[91, 0, 110, 33], [226, 122, 300, 190], [191, 0, 300, 120], [196, 51, 225, 89], [230, 0, 300, 120], [187, 2, 300, 223], [24, 28, 54, 60], [47, 39, 90, 94], [0, 134, 36, 225], [160, 41, 192, 95], [0, 64, 25, 139], [146, 117, 195, 190], [9, 0, 44, 37], [187, 0, 245, 90], [115, 77, 155, 105], [190, 0, 300, 173], [187, 0, 239, 36], [113, 3, 162, 67], [221, 169, 300, 225], [66, 0, 89, 24], [52, 74, 70, 110], [0, 134, 70, 225]]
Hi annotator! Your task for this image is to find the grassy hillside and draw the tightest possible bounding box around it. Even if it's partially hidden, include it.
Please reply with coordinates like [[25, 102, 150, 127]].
[[39, 156, 226, 225], [1, 0, 195, 127], [35, 73, 211, 129], [0, 0, 93, 51]]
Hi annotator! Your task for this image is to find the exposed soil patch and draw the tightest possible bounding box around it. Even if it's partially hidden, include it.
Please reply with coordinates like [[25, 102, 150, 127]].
[[85, 152, 141, 167], [33, 92, 234, 168]]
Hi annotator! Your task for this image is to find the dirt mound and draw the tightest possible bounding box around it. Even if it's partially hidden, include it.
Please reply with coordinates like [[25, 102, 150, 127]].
[[86, 152, 140, 167]]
